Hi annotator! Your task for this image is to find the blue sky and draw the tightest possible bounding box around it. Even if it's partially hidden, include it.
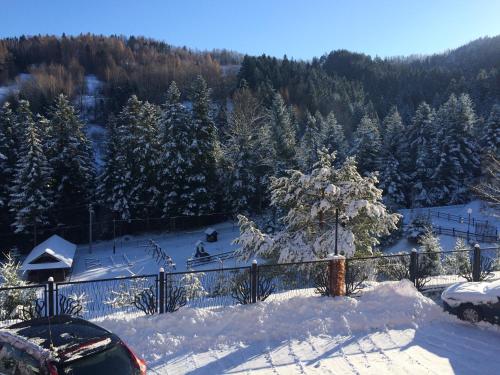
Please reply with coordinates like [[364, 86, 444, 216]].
[[2, 0, 500, 59]]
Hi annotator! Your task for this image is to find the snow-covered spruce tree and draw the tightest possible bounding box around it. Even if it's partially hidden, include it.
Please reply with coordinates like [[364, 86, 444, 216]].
[[188, 75, 220, 214], [297, 111, 322, 171], [443, 238, 472, 279], [234, 151, 400, 262], [97, 115, 131, 219], [159, 81, 196, 217], [480, 104, 500, 157], [9, 105, 53, 236], [405, 102, 437, 207], [0, 254, 37, 319], [350, 115, 381, 175], [46, 94, 95, 224], [321, 111, 347, 163], [378, 107, 407, 209], [180, 271, 207, 301], [431, 94, 480, 205], [0, 102, 17, 210], [267, 92, 296, 173], [222, 86, 275, 214], [112, 96, 161, 219], [417, 230, 443, 277]]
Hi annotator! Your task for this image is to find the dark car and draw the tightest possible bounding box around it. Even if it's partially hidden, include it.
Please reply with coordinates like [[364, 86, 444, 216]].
[[0, 315, 146, 374], [441, 279, 500, 324]]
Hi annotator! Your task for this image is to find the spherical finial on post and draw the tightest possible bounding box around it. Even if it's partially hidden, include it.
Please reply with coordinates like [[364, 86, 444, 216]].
[[159, 267, 165, 273], [252, 259, 257, 265], [48, 276, 54, 282]]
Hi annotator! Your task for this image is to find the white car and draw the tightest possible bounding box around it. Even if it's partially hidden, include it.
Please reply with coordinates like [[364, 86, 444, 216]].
[[441, 279, 500, 323]]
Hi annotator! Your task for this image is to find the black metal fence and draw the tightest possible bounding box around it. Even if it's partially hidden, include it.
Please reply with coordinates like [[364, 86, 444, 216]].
[[347, 245, 499, 294], [1, 245, 498, 327]]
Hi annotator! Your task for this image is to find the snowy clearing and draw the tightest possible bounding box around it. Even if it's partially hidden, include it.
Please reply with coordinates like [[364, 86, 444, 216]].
[[70, 221, 243, 280], [388, 200, 499, 253], [96, 280, 500, 374]]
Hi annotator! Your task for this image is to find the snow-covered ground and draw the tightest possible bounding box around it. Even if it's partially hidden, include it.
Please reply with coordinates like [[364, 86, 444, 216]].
[[70, 221, 243, 280], [388, 200, 499, 253], [96, 280, 500, 374]]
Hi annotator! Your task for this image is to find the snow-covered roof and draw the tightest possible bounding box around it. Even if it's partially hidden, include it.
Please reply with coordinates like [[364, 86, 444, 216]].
[[21, 235, 77, 271], [205, 227, 217, 235]]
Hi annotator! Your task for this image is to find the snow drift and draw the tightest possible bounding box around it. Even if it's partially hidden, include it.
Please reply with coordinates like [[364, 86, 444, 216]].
[[96, 280, 446, 366]]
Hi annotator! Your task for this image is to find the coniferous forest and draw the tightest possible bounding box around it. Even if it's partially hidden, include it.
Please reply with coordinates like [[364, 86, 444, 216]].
[[0, 34, 499, 250]]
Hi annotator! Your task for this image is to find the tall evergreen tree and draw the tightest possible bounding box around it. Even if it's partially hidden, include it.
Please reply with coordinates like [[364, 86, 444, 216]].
[[379, 107, 407, 208], [189, 75, 220, 214], [159, 82, 196, 216], [321, 111, 347, 163], [481, 104, 500, 157], [431, 94, 480, 204], [117, 95, 161, 219], [0, 103, 16, 210], [97, 115, 130, 219], [267, 92, 296, 172], [297, 111, 322, 171], [46, 94, 95, 224], [351, 115, 381, 175], [9, 104, 53, 236], [405, 102, 436, 207], [223, 86, 275, 214]]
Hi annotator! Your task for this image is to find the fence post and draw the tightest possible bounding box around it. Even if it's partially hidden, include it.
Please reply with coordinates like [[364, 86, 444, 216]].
[[328, 254, 346, 297], [410, 249, 418, 286], [472, 244, 481, 282], [47, 277, 54, 317], [159, 267, 165, 314], [251, 260, 258, 303]]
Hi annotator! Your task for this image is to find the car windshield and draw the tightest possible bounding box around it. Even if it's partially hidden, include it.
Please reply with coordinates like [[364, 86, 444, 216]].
[[62, 344, 134, 375]]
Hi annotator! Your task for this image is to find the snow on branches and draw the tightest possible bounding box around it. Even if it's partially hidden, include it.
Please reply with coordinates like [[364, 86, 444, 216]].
[[234, 151, 400, 263]]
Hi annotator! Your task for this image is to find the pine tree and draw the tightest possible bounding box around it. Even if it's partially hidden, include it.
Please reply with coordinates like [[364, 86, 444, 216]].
[[297, 111, 322, 171], [118, 95, 160, 218], [9, 104, 53, 235], [379, 107, 407, 208], [159, 81, 196, 216], [406, 102, 436, 207], [321, 111, 347, 163], [351, 115, 381, 175], [97, 115, 130, 219], [431, 94, 480, 204], [223, 86, 275, 214], [481, 104, 500, 158], [267, 92, 296, 172], [235, 151, 400, 262], [189, 75, 219, 214], [46, 94, 95, 224], [0, 103, 16, 210]]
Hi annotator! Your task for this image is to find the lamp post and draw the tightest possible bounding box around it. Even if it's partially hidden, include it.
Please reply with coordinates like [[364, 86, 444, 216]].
[[467, 208, 472, 233]]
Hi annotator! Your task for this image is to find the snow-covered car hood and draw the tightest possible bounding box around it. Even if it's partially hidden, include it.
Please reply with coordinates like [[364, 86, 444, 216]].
[[441, 280, 500, 307]]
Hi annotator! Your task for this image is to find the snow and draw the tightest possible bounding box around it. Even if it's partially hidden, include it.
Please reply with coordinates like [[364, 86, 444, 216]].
[[441, 279, 500, 307], [388, 200, 499, 253], [95, 280, 500, 374], [70, 222, 241, 280], [84, 123, 107, 169], [21, 234, 77, 271]]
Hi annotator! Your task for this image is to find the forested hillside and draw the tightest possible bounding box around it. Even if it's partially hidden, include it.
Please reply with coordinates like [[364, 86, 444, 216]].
[[0, 34, 498, 249]]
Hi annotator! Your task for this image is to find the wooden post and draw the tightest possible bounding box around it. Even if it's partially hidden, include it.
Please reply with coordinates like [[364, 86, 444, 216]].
[[328, 255, 346, 297]]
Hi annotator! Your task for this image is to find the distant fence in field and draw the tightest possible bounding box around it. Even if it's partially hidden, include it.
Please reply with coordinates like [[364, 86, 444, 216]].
[[1, 245, 499, 326]]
